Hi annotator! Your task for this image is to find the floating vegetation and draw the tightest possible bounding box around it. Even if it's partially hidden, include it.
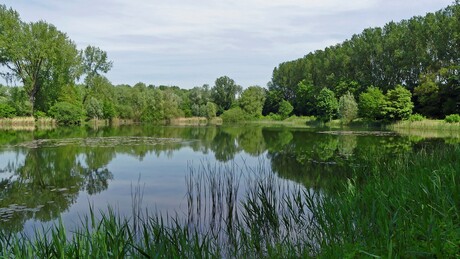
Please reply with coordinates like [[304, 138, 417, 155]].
[[9, 136, 186, 149], [318, 130, 397, 136], [0, 204, 44, 222]]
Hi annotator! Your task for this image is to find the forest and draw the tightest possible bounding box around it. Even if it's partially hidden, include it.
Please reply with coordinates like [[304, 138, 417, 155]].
[[0, 2, 459, 124]]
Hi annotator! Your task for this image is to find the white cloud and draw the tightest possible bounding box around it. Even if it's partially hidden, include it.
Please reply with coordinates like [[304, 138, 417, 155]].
[[1, 0, 454, 88]]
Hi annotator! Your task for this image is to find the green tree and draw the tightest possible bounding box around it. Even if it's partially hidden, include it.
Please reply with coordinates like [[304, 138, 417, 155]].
[[7, 87, 31, 116], [0, 102, 15, 118], [206, 101, 217, 119], [49, 102, 85, 125], [359, 87, 386, 120], [338, 92, 358, 124], [414, 72, 441, 117], [316, 88, 338, 122], [102, 101, 116, 120], [383, 85, 414, 121], [294, 79, 317, 115], [163, 90, 183, 120], [81, 46, 113, 103], [278, 100, 294, 119], [85, 97, 103, 120], [239, 86, 266, 118], [81, 45, 113, 80], [211, 76, 242, 115], [0, 13, 80, 113]]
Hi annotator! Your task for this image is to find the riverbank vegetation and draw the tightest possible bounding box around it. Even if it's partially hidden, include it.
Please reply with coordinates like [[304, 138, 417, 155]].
[[0, 142, 458, 257], [1, 3, 460, 126]]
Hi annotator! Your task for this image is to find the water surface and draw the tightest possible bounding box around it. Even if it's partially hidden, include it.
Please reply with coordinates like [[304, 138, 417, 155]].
[[0, 125, 456, 234]]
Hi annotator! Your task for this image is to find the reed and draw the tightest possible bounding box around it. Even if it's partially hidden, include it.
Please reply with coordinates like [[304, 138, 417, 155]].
[[390, 119, 460, 131], [0, 144, 458, 258]]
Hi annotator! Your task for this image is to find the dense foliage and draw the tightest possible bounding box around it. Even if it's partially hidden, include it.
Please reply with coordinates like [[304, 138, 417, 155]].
[[267, 2, 460, 121], [1, 3, 460, 124]]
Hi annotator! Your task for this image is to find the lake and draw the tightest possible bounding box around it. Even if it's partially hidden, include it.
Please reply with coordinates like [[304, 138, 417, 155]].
[[0, 125, 457, 235]]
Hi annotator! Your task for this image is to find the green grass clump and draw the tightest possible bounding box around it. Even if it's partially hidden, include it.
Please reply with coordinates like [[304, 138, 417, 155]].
[[407, 113, 426, 122], [313, 144, 460, 257], [0, 145, 458, 258], [445, 114, 460, 123]]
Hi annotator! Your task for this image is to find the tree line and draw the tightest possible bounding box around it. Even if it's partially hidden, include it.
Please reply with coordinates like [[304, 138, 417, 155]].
[[265, 1, 460, 121], [1, 3, 459, 124], [0, 5, 269, 124]]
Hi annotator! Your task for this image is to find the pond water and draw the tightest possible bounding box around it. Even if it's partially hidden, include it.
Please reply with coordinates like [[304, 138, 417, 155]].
[[0, 125, 457, 234]]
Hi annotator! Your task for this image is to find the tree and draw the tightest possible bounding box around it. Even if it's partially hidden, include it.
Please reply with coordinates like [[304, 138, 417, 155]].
[[85, 97, 103, 120], [359, 87, 385, 120], [239, 86, 266, 118], [0, 15, 81, 113], [81, 45, 113, 80], [206, 102, 217, 119], [383, 85, 414, 121], [316, 88, 338, 122], [294, 79, 317, 115], [278, 100, 293, 119], [338, 92, 358, 124], [211, 76, 242, 115], [81, 46, 112, 103], [414, 72, 441, 117]]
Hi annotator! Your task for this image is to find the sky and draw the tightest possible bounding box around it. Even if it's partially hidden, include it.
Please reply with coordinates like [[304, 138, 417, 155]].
[[2, 0, 454, 89]]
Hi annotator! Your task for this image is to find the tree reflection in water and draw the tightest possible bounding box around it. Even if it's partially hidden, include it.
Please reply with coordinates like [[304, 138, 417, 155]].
[[0, 125, 442, 232]]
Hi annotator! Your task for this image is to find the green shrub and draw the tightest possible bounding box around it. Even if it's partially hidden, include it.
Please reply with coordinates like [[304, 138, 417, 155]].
[[407, 113, 426, 122], [265, 112, 283, 121], [445, 114, 460, 123], [49, 102, 84, 125], [103, 101, 117, 120], [34, 110, 47, 118], [383, 85, 414, 121], [85, 97, 103, 120], [338, 92, 358, 124], [278, 100, 293, 119], [220, 107, 251, 123], [0, 103, 16, 118], [206, 102, 217, 119], [116, 105, 133, 119]]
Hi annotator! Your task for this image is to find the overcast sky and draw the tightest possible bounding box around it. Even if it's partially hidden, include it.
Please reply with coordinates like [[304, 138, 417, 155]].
[[2, 0, 454, 88]]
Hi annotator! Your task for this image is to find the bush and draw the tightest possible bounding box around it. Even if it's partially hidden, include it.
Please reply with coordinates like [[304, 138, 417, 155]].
[[34, 111, 47, 118], [0, 103, 16, 118], [265, 112, 283, 121], [383, 85, 414, 121], [445, 114, 460, 123], [103, 101, 117, 120], [206, 102, 217, 119], [220, 107, 251, 123], [358, 87, 385, 120], [278, 100, 293, 119], [49, 102, 85, 125], [316, 88, 338, 122], [116, 105, 134, 119], [407, 113, 426, 122], [85, 97, 103, 120], [338, 92, 358, 124]]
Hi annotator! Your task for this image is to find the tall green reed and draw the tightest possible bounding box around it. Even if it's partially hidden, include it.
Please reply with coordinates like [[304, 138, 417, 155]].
[[0, 144, 458, 258]]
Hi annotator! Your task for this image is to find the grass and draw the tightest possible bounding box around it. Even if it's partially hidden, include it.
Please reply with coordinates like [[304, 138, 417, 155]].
[[0, 144, 459, 258], [169, 117, 223, 126], [390, 119, 460, 131], [253, 115, 316, 127], [0, 116, 56, 130]]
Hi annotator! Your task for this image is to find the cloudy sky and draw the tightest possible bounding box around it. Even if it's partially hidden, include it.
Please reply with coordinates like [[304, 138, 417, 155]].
[[2, 0, 454, 88]]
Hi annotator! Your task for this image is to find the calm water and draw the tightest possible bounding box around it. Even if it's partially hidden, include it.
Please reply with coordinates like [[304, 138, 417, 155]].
[[0, 125, 456, 234]]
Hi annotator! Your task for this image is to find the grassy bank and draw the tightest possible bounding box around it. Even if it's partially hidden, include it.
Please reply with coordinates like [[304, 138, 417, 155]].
[[169, 117, 223, 126], [0, 116, 56, 130], [390, 119, 460, 131], [0, 144, 459, 258], [251, 115, 316, 127]]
